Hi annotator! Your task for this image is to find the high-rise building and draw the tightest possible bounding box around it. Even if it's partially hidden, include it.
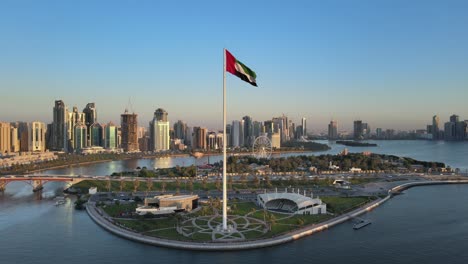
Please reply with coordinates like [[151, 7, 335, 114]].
[[149, 108, 170, 152], [450, 114, 459, 123], [17, 122, 30, 152], [174, 120, 187, 142], [137, 127, 147, 139], [90, 123, 104, 147], [376, 128, 383, 139], [231, 121, 241, 148], [192, 127, 207, 150], [207, 132, 217, 150], [0, 122, 11, 154], [239, 120, 245, 147], [105, 122, 117, 149], [242, 116, 254, 147], [216, 132, 223, 149], [272, 115, 289, 143], [45, 123, 53, 150], [363, 123, 370, 138], [121, 110, 138, 152], [432, 115, 440, 140], [67, 107, 86, 151], [295, 125, 302, 139], [328, 120, 338, 140], [74, 122, 87, 151], [444, 114, 466, 141], [426, 125, 433, 135], [264, 120, 274, 135], [301, 117, 307, 138], [353, 120, 364, 140], [225, 124, 231, 148], [10, 125, 19, 152], [83, 103, 97, 145], [444, 121, 455, 141], [52, 100, 67, 151], [270, 132, 281, 149], [455, 121, 467, 140], [30, 122, 47, 152], [185, 126, 192, 147], [253, 121, 262, 138], [154, 108, 168, 122], [289, 120, 295, 140]]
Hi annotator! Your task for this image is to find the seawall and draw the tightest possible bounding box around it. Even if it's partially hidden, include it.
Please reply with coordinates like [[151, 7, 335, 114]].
[[87, 179, 468, 251]]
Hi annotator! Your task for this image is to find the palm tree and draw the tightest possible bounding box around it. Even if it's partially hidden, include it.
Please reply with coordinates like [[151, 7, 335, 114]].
[[267, 213, 277, 231], [106, 178, 111, 192], [146, 178, 153, 196], [188, 179, 194, 194], [201, 177, 207, 190], [120, 179, 125, 192], [133, 179, 140, 193], [215, 177, 221, 191]]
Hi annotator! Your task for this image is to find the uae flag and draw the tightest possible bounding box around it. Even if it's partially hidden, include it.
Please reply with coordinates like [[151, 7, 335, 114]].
[[225, 49, 257, 87]]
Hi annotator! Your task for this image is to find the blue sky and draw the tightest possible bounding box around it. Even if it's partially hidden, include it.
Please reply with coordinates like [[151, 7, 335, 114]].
[[1, 0, 467, 132]]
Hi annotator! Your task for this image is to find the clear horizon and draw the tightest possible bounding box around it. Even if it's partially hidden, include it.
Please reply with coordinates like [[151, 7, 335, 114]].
[[1, 1, 468, 132]]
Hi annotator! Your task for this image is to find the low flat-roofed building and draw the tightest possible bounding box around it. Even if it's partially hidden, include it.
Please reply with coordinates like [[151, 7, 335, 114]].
[[137, 194, 199, 215]]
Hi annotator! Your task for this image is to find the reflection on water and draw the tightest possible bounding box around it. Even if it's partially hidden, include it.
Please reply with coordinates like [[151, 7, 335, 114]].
[[34, 140, 468, 177], [1, 184, 468, 264]]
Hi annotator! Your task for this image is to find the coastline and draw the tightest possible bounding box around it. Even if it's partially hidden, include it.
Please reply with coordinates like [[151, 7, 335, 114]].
[[86, 179, 468, 251], [26, 159, 115, 174], [22, 149, 323, 174]]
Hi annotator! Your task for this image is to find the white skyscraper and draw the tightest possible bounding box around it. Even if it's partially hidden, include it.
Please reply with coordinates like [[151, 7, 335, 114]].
[[301, 117, 307, 138], [149, 108, 170, 152], [231, 121, 240, 147], [30, 122, 47, 152]]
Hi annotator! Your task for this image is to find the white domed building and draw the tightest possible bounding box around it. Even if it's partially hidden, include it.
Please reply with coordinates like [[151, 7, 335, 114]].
[[257, 190, 326, 215]]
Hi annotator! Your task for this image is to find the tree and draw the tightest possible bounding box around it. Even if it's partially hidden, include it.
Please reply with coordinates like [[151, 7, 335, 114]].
[[265, 175, 272, 188], [240, 174, 247, 188], [188, 178, 194, 193], [201, 177, 207, 190], [146, 178, 153, 195], [215, 177, 221, 191], [268, 213, 277, 230], [175, 178, 181, 189], [120, 179, 125, 192], [297, 218, 304, 226], [133, 179, 140, 192], [228, 175, 233, 190], [106, 178, 111, 192], [252, 175, 260, 188]]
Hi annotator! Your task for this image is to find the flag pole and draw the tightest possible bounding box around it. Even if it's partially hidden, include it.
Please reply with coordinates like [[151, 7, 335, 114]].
[[222, 48, 228, 231]]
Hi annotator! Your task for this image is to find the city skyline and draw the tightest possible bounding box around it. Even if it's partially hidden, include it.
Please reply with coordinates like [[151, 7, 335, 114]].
[[2, 98, 468, 134], [1, 1, 468, 130]]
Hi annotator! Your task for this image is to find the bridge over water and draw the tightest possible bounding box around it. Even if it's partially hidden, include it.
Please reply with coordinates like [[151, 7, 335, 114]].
[[0, 175, 170, 193]]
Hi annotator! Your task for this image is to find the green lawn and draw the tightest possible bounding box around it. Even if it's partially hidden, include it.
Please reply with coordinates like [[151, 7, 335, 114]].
[[101, 203, 137, 217], [100, 196, 375, 242], [115, 218, 175, 233], [72, 177, 382, 194], [321, 196, 376, 214]]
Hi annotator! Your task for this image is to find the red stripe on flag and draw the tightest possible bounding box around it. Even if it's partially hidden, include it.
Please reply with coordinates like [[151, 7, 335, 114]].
[[225, 49, 237, 75]]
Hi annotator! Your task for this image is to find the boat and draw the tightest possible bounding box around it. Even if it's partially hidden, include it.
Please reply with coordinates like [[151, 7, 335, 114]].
[[191, 152, 204, 159], [55, 200, 66, 206], [353, 219, 371, 230], [54, 196, 66, 206]]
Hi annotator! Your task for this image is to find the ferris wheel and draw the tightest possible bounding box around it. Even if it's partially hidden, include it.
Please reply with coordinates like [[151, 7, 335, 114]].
[[252, 135, 273, 159]]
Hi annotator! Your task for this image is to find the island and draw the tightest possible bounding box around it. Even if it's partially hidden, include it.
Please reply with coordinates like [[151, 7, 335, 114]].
[[336, 140, 378, 147], [56, 152, 464, 250]]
